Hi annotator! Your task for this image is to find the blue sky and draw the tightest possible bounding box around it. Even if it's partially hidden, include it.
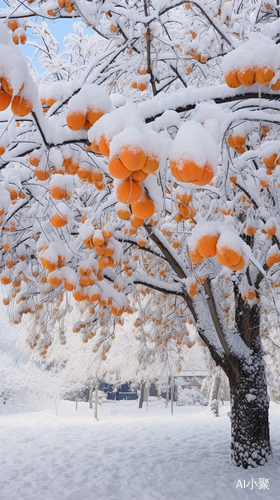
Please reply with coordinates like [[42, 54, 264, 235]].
[[23, 17, 78, 72], [0, 1, 90, 73]]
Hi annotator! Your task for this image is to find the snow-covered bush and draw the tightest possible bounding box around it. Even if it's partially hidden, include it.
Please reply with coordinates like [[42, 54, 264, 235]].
[[177, 387, 208, 407], [0, 350, 60, 413]]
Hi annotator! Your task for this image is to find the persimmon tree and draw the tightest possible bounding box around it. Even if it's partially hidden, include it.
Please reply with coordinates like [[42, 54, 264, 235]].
[[1, 0, 280, 468]]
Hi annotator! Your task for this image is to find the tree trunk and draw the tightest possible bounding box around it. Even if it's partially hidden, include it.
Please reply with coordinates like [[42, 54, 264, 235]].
[[209, 371, 220, 417], [138, 383, 145, 408], [144, 383, 149, 411], [94, 384, 98, 420], [165, 376, 170, 407], [196, 282, 272, 468], [89, 384, 93, 409], [170, 377, 174, 415], [228, 349, 271, 468], [174, 382, 178, 404]]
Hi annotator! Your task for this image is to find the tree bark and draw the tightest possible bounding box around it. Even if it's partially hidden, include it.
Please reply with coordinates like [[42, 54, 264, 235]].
[[89, 383, 93, 409], [174, 382, 178, 404], [165, 376, 170, 407], [209, 371, 220, 417], [228, 343, 271, 468], [193, 283, 272, 467], [138, 383, 145, 408]]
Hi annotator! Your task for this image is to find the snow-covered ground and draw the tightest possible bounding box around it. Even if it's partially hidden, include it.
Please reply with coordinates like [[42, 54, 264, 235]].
[[0, 400, 279, 500]]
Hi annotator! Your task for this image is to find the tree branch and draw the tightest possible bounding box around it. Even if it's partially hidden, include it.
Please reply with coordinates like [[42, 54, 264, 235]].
[[158, 1, 233, 48], [145, 92, 280, 123], [144, 224, 187, 279], [204, 278, 240, 379]]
